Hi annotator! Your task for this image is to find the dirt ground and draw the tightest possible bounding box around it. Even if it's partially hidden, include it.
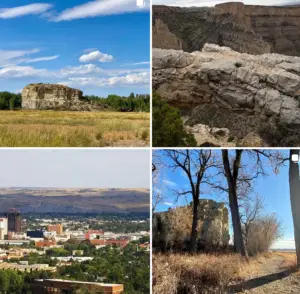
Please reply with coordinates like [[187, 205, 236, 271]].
[[230, 252, 300, 293]]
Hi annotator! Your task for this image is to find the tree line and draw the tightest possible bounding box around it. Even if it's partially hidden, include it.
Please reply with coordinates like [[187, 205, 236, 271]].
[[0, 92, 22, 110], [83, 93, 150, 112], [0, 91, 150, 112]]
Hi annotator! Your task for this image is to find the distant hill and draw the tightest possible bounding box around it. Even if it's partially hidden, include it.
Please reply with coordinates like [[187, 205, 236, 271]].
[[0, 188, 150, 214]]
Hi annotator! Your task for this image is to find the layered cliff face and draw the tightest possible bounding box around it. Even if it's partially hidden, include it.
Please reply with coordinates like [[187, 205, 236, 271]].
[[153, 44, 300, 146], [153, 3, 300, 56], [153, 199, 229, 251], [22, 84, 103, 111]]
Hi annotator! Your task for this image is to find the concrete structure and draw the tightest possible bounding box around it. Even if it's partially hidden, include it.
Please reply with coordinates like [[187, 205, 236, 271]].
[[0, 218, 8, 240], [7, 209, 21, 233], [31, 279, 124, 294], [35, 240, 57, 248], [85, 229, 104, 240], [51, 256, 93, 263], [48, 224, 63, 235], [0, 262, 56, 272]]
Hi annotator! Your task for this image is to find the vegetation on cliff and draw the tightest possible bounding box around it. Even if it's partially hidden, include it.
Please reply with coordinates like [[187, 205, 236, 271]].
[[152, 93, 196, 147]]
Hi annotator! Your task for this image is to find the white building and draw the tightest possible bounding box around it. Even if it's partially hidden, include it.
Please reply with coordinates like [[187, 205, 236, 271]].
[[0, 218, 8, 240]]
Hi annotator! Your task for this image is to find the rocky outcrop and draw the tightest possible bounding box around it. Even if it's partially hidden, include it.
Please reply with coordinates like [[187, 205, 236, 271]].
[[22, 84, 103, 111], [153, 44, 300, 146], [153, 199, 230, 251], [153, 3, 300, 56]]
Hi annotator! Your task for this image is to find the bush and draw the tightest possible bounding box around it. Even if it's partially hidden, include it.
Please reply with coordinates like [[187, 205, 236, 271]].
[[152, 93, 197, 147], [153, 253, 244, 294], [246, 214, 282, 256]]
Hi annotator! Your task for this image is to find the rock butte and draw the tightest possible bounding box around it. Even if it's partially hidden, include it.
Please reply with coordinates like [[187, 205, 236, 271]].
[[22, 84, 103, 111], [153, 199, 230, 249], [153, 3, 300, 56], [153, 44, 300, 146]]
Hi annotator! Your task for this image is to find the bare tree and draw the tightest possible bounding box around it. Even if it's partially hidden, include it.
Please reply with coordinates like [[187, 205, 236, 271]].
[[213, 150, 287, 257], [163, 149, 218, 252], [152, 151, 165, 213], [222, 150, 248, 256], [241, 194, 264, 249], [289, 149, 300, 266]]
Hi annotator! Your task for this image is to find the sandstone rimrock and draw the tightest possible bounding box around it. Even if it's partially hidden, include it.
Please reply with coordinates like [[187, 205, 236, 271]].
[[153, 44, 300, 146], [153, 199, 229, 250], [22, 84, 101, 111], [153, 3, 300, 56]]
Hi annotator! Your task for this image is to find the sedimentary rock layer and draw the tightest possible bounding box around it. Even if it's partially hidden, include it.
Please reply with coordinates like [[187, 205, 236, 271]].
[[153, 199, 230, 250], [153, 44, 300, 145], [22, 84, 102, 111], [153, 3, 300, 56]]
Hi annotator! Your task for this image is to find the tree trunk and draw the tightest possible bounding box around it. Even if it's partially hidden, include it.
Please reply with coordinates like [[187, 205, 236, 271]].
[[222, 150, 248, 257], [190, 196, 199, 252], [289, 149, 300, 266]]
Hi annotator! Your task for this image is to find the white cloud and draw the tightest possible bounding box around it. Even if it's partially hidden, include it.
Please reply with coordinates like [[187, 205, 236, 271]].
[[53, 0, 149, 22], [79, 50, 114, 63], [163, 179, 177, 187], [24, 55, 59, 63], [60, 64, 104, 76], [164, 202, 174, 207], [0, 49, 40, 67], [271, 239, 296, 250], [60, 71, 149, 88], [0, 66, 52, 78], [123, 61, 150, 66], [0, 3, 53, 19]]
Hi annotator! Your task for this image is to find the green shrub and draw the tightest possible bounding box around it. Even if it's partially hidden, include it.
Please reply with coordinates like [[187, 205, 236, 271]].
[[152, 93, 197, 147]]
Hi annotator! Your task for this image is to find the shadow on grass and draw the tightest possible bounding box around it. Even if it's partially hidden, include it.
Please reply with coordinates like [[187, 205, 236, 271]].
[[228, 268, 297, 293]]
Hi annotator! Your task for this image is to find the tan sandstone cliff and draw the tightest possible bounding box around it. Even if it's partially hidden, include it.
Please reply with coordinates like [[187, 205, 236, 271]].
[[153, 199, 230, 250], [22, 84, 103, 111], [153, 3, 300, 56]]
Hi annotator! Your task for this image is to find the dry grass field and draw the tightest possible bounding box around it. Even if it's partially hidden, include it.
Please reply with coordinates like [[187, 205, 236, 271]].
[[153, 252, 297, 294], [0, 110, 150, 147]]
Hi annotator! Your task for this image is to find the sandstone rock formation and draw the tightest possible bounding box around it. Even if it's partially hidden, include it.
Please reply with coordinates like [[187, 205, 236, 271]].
[[153, 3, 300, 56], [22, 84, 103, 111], [153, 199, 229, 251], [153, 44, 300, 146]]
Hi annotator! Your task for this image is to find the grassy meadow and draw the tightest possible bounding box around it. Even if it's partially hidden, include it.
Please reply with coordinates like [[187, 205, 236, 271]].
[[0, 110, 150, 147]]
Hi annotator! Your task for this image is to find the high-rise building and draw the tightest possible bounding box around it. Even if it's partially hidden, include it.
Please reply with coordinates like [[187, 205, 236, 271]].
[[7, 209, 21, 233], [48, 224, 63, 235], [0, 218, 8, 240]]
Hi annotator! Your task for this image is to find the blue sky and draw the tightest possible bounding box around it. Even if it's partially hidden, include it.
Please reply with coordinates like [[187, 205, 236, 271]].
[[154, 150, 295, 249], [0, 0, 150, 97]]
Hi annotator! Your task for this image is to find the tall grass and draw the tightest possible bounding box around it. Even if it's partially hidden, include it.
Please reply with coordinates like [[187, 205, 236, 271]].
[[0, 110, 150, 147], [153, 252, 285, 294]]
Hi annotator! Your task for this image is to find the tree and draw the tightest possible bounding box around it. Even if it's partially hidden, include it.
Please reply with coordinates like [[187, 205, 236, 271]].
[[163, 150, 217, 252], [289, 149, 300, 266], [213, 150, 286, 257], [222, 150, 248, 257], [152, 93, 196, 147]]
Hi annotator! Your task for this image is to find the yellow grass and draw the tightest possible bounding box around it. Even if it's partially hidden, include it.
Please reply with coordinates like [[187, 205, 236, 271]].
[[153, 252, 293, 294], [0, 110, 150, 147]]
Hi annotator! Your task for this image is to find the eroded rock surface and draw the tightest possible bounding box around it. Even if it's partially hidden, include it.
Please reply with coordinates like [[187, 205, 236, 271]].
[[22, 84, 103, 111], [153, 3, 300, 56], [153, 44, 300, 146], [153, 199, 230, 250]]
